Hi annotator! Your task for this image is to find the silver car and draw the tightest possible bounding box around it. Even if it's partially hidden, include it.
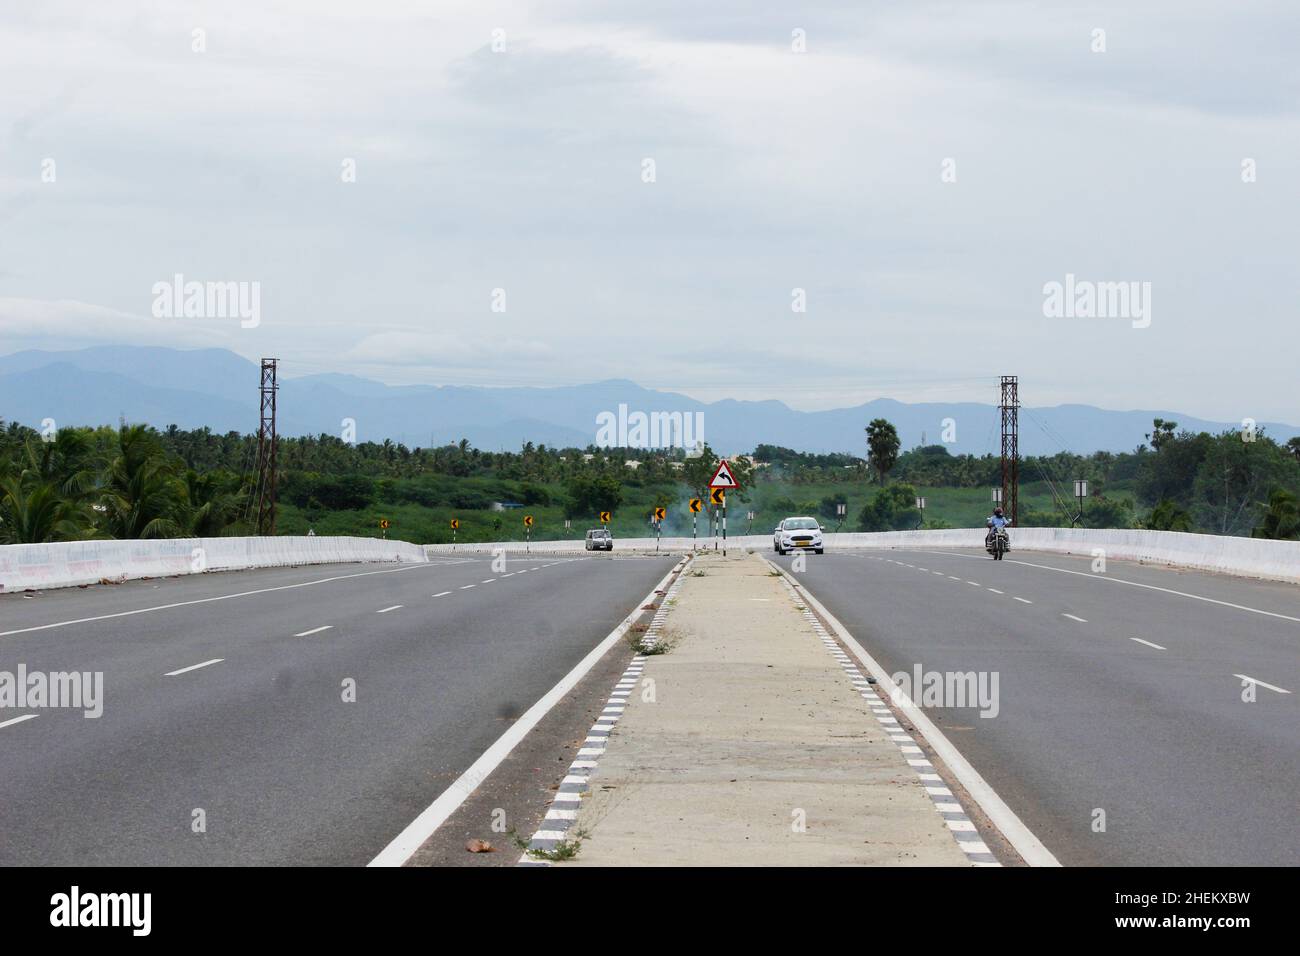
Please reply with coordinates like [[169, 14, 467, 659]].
[[585, 528, 613, 551]]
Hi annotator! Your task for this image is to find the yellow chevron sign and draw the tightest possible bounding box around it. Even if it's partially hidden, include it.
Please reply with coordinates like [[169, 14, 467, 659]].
[[689, 498, 702, 513]]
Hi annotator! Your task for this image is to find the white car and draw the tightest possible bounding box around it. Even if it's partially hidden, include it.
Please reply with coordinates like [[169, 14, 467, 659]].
[[774, 516, 824, 555]]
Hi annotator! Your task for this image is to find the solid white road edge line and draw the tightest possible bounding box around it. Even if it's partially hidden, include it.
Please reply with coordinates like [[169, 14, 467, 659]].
[[164, 658, 225, 676], [769, 560, 1062, 868], [367, 555, 689, 867]]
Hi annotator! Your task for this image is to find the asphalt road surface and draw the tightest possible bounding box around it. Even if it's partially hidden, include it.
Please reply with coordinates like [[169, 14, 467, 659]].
[[0, 553, 675, 865], [773, 545, 1300, 866]]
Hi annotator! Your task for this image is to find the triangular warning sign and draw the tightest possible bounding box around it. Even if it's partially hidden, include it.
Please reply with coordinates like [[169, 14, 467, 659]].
[[709, 459, 741, 490]]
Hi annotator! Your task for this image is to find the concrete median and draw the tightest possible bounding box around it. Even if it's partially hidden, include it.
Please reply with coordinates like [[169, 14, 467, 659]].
[[537, 552, 989, 866]]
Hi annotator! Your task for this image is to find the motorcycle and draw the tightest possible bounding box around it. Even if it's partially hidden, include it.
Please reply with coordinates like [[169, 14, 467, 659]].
[[986, 526, 1010, 560]]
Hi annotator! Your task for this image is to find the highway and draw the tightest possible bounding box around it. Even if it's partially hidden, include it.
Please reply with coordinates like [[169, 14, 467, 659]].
[[774, 546, 1300, 866], [0, 553, 676, 865]]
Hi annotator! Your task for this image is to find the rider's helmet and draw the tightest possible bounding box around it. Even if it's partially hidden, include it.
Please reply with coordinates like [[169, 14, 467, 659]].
[[994, 507, 1004, 517]]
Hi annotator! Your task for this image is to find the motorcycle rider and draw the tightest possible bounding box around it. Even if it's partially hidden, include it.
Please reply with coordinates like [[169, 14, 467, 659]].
[[985, 507, 1011, 549]]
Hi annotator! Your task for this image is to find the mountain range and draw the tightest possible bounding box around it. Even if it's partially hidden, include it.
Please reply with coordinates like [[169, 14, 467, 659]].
[[1, 346, 1295, 457]]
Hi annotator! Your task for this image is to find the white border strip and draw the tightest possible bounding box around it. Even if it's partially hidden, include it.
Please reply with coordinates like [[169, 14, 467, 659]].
[[367, 556, 688, 867], [769, 561, 1061, 867]]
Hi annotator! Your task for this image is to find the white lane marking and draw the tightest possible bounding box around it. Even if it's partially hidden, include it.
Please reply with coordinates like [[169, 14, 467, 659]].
[[459, 585, 476, 590], [932, 571, 944, 576], [164, 658, 225, 676], [987, 588, 1004, 594], [0, 714, 39, 730], [1013, 597, 1033, 604], [368, 556, 690, 867], [1235, 674, 1292, 694], [501, 573, 515, 578], [295, 625, 333, 637], [769, 562, 1060, 867], [0, 562, 433, 639], [947, 575, 961, 581], [1062, 613, 1088, 623], [377, 605, 403, 614], [480, 579, 496, 584], [915, 549, 1300, 625], [1130, 638, 1167, 650], [966, 581, 981, 587], [432, 591, 452, 597]]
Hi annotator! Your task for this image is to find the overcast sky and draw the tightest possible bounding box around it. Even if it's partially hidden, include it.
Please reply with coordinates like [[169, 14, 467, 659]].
[[1, 1, 1296, 421]]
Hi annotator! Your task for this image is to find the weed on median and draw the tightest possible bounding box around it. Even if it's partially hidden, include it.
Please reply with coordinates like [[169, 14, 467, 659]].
[[628, 624, 681, 656]]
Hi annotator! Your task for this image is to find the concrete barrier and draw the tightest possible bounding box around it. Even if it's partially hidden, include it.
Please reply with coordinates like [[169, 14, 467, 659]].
[[0, 536, 427, 593]]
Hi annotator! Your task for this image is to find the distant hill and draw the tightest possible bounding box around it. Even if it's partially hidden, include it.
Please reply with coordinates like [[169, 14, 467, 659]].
[[2, 346, 1295, 456]]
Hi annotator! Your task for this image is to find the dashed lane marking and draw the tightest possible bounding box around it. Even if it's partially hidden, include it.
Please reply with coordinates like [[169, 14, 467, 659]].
[[0, 714, 40, 730], [459, 585, 476, 590], [913, 549, 1300, 625], [987, 588, 1004, 594], [377, 605, 403, 614], [432, 591, 452, 598], [1013, 597, 1033, 604], [164, 658, 224, 676], [0, 562, 435, 639], [294, 625, 333, 637], [1130, 638, 1166, 650], [1061, 613, 1088, 623], [1235, 674, 1292, 694]]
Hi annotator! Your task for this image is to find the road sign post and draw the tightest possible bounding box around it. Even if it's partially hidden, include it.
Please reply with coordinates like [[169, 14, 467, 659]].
[[708, 461, 741, 558], [524, 514, 534, 553], [689, 498, 702, 552], [652, 507, 666, 552], [450, 517, 459, 549]]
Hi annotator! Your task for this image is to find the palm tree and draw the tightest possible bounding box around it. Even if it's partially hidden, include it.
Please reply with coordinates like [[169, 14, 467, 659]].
[[102, 425, 187, 539], [0, 476, 89, 543], [1253, 488, 1300, 540], [865, 419, 900, 485]]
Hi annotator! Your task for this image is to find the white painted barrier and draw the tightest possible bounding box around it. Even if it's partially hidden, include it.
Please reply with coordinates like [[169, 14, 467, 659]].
[[0, 536, 426, 593], [426, 528, 1300, 585]]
